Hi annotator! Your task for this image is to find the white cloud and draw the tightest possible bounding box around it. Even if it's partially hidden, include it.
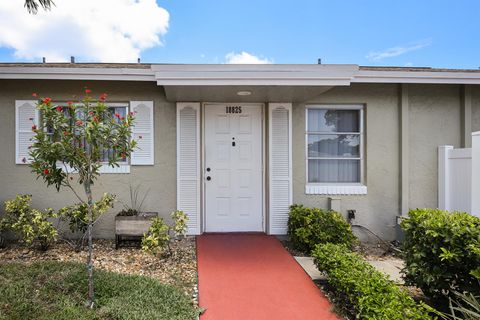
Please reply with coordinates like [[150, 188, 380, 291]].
[[225, 51, 273, 64], [0, 0, 169, 62], [366, 39, 432, 61]]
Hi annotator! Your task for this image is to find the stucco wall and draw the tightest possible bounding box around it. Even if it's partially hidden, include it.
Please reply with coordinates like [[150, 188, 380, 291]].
[[291, 83, 477, 241], [408, 85, 461, 210], [0, 80, 176, 238], [472, 86, 480, 132], [0, 79, 478, 241], [292, 83, 401, 240]]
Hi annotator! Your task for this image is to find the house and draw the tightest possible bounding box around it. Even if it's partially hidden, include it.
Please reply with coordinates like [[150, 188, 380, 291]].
[[1, 63, 479, 241]]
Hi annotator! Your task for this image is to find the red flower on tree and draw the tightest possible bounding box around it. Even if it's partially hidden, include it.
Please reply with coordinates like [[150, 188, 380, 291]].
[[99, 93, 108, 101], [115, 113, 121, 119], [42, 97, 52, 104], [85, 88, 92, 94], [32, 124, 37, 131], [76, 120, 83, 126], [32, 92, 38, 97], [43, 168, 49, 175], [56, 106, 63, 112]]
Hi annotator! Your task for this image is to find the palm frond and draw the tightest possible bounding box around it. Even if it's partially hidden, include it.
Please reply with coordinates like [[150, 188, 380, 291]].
[[24, 0, 55, 14]]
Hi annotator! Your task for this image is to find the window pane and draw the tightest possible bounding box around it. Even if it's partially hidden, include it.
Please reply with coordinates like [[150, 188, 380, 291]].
[[308, 159, 360, 183], [102, 106, 127, 162], [308, 134, 360, 158], [308, 109, 360, 132]]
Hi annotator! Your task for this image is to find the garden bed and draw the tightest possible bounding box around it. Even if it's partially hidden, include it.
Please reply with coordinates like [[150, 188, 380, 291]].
[[0, 260, 199, 320], [0, 237, 198, 303]]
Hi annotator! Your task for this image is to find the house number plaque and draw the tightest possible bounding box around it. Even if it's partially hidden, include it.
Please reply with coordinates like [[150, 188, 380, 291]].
[[225, 106, 242, 114]]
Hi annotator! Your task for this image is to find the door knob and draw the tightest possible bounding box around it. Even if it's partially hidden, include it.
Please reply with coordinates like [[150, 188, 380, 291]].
[[206, 167, 211, 172], [206, 176, 211, 181]]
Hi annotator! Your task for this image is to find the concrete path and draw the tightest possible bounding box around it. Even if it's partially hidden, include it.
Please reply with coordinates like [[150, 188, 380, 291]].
[[197, 234, 338, 320]]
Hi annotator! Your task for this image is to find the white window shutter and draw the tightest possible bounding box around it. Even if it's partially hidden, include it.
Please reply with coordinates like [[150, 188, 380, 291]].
[[130, 101, 154, 165], [177, 103, 201, 235], [15, 100, 38, 164], [268, 103, 293, 234]]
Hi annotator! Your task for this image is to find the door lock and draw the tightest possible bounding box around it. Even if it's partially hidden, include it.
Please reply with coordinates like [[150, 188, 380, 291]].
[[206, 176, 212, 181], [206, 167, 211, 172]]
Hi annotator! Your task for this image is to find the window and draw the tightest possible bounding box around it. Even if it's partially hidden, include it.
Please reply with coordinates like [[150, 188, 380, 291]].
[[306, 105, 364, 185], [46, 104, 128, 163], [44, 103, 130, 173]]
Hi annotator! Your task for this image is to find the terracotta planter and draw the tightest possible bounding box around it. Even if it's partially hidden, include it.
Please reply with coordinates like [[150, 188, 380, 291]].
[[115, 212, 158, 249]]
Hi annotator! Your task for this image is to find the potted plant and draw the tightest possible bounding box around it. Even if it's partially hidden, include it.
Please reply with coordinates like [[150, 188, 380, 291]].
[[115, 185, 157, 249]]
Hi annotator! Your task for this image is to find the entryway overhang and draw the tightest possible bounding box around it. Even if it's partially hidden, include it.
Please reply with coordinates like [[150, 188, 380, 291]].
[[152, 64, 358, 102]]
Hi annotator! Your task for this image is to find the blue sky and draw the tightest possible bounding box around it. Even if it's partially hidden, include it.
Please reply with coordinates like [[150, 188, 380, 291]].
[[0, 0, 479, 68]]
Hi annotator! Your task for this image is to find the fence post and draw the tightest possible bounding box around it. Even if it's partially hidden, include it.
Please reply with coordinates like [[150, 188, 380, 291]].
[[438, 145, 453, 211], [471, 132, 480, 217]]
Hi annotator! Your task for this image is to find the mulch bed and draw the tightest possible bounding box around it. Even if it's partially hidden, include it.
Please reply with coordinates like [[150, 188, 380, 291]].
[[0, 238, 198, 304]]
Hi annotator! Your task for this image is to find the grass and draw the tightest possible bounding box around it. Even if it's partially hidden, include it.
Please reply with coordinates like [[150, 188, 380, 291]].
[[0, 261, 199, 320]]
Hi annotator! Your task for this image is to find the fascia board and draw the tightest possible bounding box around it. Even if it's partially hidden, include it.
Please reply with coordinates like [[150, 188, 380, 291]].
[[0, 67, 155, 81], [353, 70, 480, 84]]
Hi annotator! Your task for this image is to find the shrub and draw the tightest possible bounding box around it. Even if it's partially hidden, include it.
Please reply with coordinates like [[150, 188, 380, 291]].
[[288, 204, 356, 252], [59, 193, 115, 235], [141, 217, 170, 255], [312, 243, 432, 320], [0, 194, 57, 250], [58, 193, 115, 250], [141, 210, 189, 255], [171, 210, 188, 238], [400, 208, 480, 303]]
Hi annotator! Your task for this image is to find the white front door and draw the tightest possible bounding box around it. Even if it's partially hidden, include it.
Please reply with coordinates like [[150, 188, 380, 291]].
[[204, 104, 263, 232]]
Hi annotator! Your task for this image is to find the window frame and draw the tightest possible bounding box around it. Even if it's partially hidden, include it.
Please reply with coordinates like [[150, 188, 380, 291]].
[[305, 104, 365, 190], [51, 102, 131, 174]]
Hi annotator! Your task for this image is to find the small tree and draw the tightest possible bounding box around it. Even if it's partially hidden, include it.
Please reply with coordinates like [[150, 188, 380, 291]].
[[29, 90, 136, 308]]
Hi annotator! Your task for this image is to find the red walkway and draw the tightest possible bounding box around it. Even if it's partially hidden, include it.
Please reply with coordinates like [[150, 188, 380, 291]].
[[197, 234, 338, 320]]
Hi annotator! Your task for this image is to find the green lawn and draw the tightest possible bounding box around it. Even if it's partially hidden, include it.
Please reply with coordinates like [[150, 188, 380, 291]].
[[0, 261, 199, 320]]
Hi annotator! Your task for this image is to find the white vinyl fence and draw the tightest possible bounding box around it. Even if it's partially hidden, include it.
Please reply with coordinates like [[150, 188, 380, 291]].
[[438, 132, 480, 216]]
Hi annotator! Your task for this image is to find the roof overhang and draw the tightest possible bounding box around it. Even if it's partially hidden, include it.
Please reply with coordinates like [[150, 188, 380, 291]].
[[151, 64, 357, 102], [152, 64, 359, 86], [1, 64, 480, 100]]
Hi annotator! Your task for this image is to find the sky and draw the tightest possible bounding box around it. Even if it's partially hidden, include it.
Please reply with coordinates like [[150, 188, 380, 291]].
[[0, 0, 479, 68]]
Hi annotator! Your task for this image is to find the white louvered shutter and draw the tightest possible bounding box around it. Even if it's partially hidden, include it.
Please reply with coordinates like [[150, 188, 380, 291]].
[[177, 103, 201, 235], [268, 103, 293, 234], [15, 100, 39, 164], [130, 101, 154, 165]]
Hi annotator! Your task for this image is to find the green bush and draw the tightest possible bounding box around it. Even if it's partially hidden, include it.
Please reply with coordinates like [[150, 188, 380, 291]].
[[141, 211, 189, 255], [312, 243, 432, 320], [59, 193, 115, 234], [288, 204, 356, 252], [400, 208, 480, 303], [0, 194, 57, 250], [141, 217, 170, 255]]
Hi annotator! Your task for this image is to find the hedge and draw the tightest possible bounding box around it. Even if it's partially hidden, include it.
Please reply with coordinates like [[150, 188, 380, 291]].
[[287, 204, 356, 252], [400, 208, 480, 304], [312, 243, 432, 319]]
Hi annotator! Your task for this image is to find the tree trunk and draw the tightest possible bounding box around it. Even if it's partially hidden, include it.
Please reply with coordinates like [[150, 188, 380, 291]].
[[84, 181, 95, 308]]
